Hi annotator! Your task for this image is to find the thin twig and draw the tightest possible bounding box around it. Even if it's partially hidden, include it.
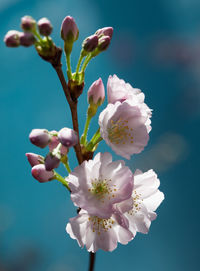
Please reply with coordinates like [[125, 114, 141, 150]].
[[88, 252, 96, 271], [53, 65, 83, 164]]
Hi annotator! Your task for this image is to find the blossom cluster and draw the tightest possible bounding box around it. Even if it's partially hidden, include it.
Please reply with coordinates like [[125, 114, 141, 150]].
[[5, 14, 164, 256], [66, 75, 164, 252], [26, 128, 77, 182]]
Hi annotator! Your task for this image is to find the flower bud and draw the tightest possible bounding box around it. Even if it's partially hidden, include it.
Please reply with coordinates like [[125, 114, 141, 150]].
[[31, 164, 54, 183], [38, 17, 53, 36], [82, 34, 98, 54], [95, 27, 113, 39], [45, 152, 60, 171], [98, 35, 111, 51], [49, 134, 59, 151], [26, 153, 44, 167], [19, 32, 36, 47], [58, 128, 78, 148], [4, 30, 20, 47], [29, 129, 50, 148], [21, 16, 36, 32], [88, 78, 105, 106], [61, 16, 79, 42], [48, 131, 68, 155]]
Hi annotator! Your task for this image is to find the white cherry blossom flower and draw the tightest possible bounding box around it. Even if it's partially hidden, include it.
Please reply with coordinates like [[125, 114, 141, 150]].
[[99, 100, 150, 159], [66, 208, 133, 252], [67, 152, 134, 218], [107, 74, 145, 104], [107, 75, 152, 133], [117, 169, 164, 236]]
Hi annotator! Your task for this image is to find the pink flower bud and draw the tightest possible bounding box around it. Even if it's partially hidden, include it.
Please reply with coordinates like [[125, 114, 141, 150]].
[[29, 129, 50, 148], [4, 30, 20, 47], [49, 135, 59, 151], [45, 153, 60, 171], [96, 27, 113, 39], [37, 17, 53, 36], [19, 32, 36, 47], [48, 131, 68, 155], [21, 16, 36, 32], [58, 128, 78, 148], [60, 145, 68, 155], [98, 35, 111, 51], [88, 78, 105, 105], [26, 153, 44, 167], [31, 164, 54, 183], [61, 16, 79, 42], [82, 34, 98, 53]]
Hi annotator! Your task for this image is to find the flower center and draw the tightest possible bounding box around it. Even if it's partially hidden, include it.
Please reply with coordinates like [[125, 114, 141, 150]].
[[108, 118, 134, 145], [88, 216, 115, 235], [128, 190, 143, 215], [88, 178, 117, 203], [92, 180, 109, 195]]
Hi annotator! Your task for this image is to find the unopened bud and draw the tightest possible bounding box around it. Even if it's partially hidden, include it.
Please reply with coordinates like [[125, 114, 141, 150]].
[[61, 16, 79, 42], [58, 128, 78, 148], [98, 35, 111, 51], [29, 129, 50, 148], [31, 164, 54, 183], [45, 152, 60, 171], [26, 153, 44, 167], [88, 78, 105, 106], [49, 133, 59, 151], [82, 34, 98, 55], [95, 27, 113, 39], [38, 17, 53, 36], [21, 15, 36, 32], [4, 30, 20, 47], [48, 131, 68, 155], [19, 32, 36, 47]]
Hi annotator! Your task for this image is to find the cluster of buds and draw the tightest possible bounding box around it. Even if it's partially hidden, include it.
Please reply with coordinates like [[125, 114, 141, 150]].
[[81, 26, 113, 57], [27, 128, 77, 182], [4, 29, 36, 48], [4, 16, 53, 48], [4, 15, 61, 65]]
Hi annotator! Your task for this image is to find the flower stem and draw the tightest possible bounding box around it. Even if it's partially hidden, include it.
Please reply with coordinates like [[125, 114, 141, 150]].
[[66, 54, 72, 79], [88, 252, 96, 271], [54, 172, 70, 191], [92, 136, 103, 147], [75, 54, 84, 80], [32, 29, 43, 43], [81, 114, 92, 145], [86, 132, 102, 151], [90, 128, 100, 144], [81, 54, 92, 73], [63, 159, 71, 173]]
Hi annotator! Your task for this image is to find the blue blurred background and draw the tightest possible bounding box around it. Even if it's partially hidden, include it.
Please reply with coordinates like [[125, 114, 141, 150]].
[[1, 0, 200, 270]]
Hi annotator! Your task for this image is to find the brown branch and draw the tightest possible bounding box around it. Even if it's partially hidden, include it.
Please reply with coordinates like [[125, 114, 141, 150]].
[[88, 252, 96, 271], [53, 64, 83, 165], [69, 99, 83, 164]]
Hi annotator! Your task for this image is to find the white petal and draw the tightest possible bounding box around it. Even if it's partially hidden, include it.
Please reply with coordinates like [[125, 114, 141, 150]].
[[143, 190, 164, 212], [134, 169, 161, 198]]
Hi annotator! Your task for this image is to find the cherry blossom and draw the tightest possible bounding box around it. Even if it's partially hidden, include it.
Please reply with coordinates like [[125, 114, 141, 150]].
[[107, 74, 145, 104], [99, 100, 150, 159], [117, 169, 164, 236], [66, 208, 133, 252], [67, 152, 133, 218]]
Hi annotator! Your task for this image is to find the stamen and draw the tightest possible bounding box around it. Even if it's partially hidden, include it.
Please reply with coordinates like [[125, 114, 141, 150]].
[[108, 118, 134, 145], [128, 190, 143, 215], [89, 178, 118, 202], [88, 216, 115, 234]]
